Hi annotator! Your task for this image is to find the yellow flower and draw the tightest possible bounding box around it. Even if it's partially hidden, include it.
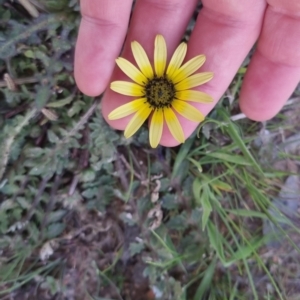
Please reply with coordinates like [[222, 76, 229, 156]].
[[108, 34, 213, 148]]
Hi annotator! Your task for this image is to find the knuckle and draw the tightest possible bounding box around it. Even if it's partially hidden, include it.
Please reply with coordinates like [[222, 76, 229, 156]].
[[82, 15, 120, 29], [267, 0, 300, 14], [259, 10, 300, 66], [142, 0, 182, 12]]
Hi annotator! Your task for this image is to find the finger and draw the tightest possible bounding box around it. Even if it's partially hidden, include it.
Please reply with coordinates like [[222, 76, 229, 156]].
[[159, 0, 267, 146], [101, 0, 198, 128], [74, 0, 133, 96], [240, 1, 300, 120]]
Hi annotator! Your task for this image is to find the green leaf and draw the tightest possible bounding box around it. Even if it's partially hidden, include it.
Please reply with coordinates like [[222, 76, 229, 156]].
[[207, 221, 225, 260], [188, 157, 203, 172], [46, 95, 74, 108], [24, 147, 44, 158], [24, 50, 35, 58], [218, 108, 264, 175], [202, 185, 213, 230], [47, 130, 60, 143], [192, 178, 203, 205], [192, 179, 212, 229], [224, 237, 264, 267], [46, 223, 65, 239], [80, 169, 96, 182], [206, 151, 252, 166], [193, 258, 216, 300], [129, 242, 145, 257], [35, 85, 50, 109], [226, 209, 268, 219], [166, 212, 188, 231], [172, 134, 195, 180], [161, 194, 178, 210], [47, 210, 67, 224]]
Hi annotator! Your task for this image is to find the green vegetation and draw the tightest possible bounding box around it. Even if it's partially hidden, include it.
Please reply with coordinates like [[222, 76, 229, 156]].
[[1, 2, 300, 299]]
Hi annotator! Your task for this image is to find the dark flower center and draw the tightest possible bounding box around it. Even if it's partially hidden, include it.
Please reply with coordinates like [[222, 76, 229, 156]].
[[144, 76, 175, 108]]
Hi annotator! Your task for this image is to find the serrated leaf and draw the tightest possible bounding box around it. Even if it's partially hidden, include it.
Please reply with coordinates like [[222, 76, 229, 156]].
[[46, 223, 65, 239], [47, 130, 60, 143], [24, 147, 44, 158], [82, 188, 98, 199], [80, 169, 96, 182], [161, 194, 178, 210], [166, 212, 188, 231], [46, 95, 74, 108], [129, 242, 144, 257], [35, 85, 50, 109], [47, 210, 67, 224], [29, 164, 48, 176], [24, 50, 35, 58]]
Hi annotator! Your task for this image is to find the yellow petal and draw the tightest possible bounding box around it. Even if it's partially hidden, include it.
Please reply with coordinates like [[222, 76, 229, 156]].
[[131, 41, 154, 79], [124, 104, 152, 138], [111, 81, 145, 96], [172, 55, 206, 83], [149, 109, 164, 148], [175, 72, 213, 91], [116, 58, 148, 85], [166, 42, 187, 78], [154, 35, 167, 77], [164, 107, 185, 143], [108, 98, 147, 120], [172, 99, 205, 122], [175, 90, 213, 103]]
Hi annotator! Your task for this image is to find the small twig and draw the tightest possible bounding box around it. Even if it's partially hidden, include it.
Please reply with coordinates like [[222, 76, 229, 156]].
[[40, 98, 101, 177], [18, 0, 39, 18], [25, 0, 46, 11], [3, 73, 17, 91], [119, 154, 142, 181], [40, 173, 62, 239], [115, 155, 129, 190], [4, 103, 29, 119], [130, 150, 146, 180], [68, 174, 79, 196], [79, 126, 90, 169], [230, 113, 246, 122], [35, 124, 48, 146], [11, 176, 29, 203], [23, 175, 52, 223], [0, 76, 39, 88], [62, 98, 101, 142]]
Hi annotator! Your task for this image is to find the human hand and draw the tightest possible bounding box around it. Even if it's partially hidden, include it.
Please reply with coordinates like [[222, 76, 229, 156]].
[[75, 0, 300, 147]]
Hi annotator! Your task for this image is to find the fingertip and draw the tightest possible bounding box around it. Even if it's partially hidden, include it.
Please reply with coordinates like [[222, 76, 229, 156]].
[[239, 51, 300, 122], [74, 22, 116, 97], [239, 100, 276, 122], [75, 74, 108, 97], [159, 138, 181, 147]]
